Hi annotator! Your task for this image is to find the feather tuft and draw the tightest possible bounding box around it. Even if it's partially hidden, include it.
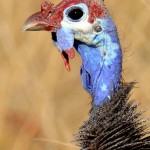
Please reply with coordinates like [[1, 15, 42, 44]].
[[75, 82, 150, 149]]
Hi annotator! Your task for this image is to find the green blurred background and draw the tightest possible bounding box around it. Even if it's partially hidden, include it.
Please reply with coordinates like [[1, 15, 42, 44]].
[[0, 0, 150, 149]]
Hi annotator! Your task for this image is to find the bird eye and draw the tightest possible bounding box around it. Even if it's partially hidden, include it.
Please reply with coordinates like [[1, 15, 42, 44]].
[[66, 7, 84, 22]]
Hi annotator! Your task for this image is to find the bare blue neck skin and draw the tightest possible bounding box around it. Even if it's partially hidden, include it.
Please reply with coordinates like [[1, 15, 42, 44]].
[[74, 17, 122, 106], [54, 17, 122, 106]]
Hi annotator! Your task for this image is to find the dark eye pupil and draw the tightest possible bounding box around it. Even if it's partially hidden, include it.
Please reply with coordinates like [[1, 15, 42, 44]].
[[68, 8, 84, 21]]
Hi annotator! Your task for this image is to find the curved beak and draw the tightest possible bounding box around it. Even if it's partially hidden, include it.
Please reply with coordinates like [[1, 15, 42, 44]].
[[22, 1, 76, 72], [22, 12, 53, 32]]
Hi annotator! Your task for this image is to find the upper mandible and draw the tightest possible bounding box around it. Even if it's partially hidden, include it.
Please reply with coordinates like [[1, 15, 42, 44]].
[[23, 0, 109, 32]]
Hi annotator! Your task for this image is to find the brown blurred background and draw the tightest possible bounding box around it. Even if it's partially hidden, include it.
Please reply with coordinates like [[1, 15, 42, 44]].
[[0, 0, 150, 149]]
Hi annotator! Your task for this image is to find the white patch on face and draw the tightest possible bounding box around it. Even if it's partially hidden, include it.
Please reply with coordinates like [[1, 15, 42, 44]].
[[61, 3, 92, 33], [61, 3, 98, 44], [101, 84, 107, 91]]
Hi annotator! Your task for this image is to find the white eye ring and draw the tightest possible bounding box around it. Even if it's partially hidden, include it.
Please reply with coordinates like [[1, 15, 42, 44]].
[[65, 6, 85, 22], [63, 3, 89, 23]]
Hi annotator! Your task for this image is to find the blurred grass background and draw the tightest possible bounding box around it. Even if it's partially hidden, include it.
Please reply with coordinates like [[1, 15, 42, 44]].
[[0, 0, 150, 149]]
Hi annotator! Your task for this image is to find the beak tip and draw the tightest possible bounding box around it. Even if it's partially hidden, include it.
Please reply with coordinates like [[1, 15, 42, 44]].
[[22, 22, 33, 32], [21, 25, 27, 32]]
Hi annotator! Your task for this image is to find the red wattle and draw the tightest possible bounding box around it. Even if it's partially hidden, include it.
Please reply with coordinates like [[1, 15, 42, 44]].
[[64, 47, 75, 59]]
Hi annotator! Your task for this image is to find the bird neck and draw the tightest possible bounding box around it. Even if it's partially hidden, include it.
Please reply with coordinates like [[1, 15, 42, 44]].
[[74, 18, 122, 106]]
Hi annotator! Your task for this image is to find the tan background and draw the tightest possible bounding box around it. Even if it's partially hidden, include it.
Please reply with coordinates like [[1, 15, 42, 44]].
[[0, 0, 150, 149]]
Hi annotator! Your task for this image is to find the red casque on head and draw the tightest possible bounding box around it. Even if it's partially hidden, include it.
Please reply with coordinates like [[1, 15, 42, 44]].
[[23, 0, 108, 32], [23, 0, 108, 71]]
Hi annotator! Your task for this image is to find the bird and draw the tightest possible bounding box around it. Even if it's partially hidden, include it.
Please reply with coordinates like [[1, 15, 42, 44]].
[[23, 0, 150, 149]]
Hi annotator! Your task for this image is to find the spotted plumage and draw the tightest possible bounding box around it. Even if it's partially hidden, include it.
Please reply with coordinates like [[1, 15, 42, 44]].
[[23, 0, 150, 149]]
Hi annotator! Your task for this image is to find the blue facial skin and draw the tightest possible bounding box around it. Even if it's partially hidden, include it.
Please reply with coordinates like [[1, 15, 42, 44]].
[[54, 27, 74, 52], [54, 17, 122, 106]]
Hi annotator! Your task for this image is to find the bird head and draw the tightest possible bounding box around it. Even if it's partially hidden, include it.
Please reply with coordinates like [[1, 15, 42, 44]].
[[23, 0, 109, 71]]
